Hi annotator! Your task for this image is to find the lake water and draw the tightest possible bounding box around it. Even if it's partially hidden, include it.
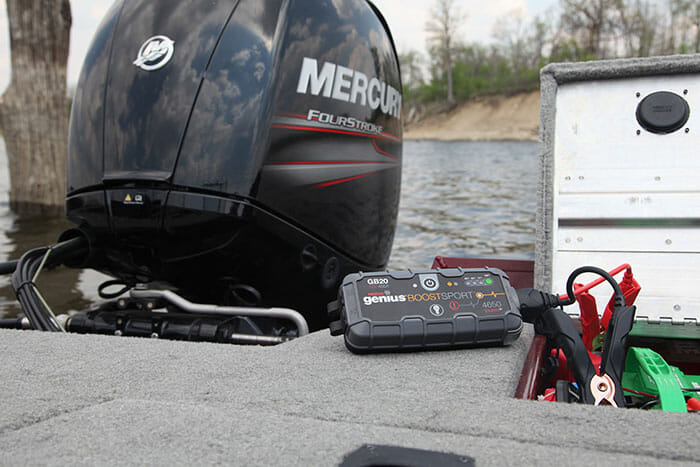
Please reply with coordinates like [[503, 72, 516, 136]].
[[389, 140, 537, 268], [0, 138, 538, 319]]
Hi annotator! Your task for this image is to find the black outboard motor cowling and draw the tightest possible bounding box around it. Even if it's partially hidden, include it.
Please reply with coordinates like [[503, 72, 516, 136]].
[[66, 0, 402, 331]]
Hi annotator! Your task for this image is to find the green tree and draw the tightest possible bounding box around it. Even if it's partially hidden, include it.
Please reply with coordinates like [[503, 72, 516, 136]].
[[398, 49, 425, 101]]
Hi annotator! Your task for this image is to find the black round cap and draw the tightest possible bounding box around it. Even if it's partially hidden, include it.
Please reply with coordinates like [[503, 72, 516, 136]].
[[636, 91, 690, 134]]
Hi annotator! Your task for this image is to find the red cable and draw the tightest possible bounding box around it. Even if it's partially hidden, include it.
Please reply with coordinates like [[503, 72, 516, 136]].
[[623, 387, 657, 398]]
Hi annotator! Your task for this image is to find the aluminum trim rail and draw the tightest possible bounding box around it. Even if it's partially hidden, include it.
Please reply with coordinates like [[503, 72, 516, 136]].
[[130, 287, 310, 336]]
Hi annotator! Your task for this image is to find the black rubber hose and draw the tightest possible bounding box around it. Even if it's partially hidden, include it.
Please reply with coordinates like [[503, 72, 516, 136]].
[[0, 260, 18, 275], [0, 317, 26, 329], [13, 247, 54, 330], [11, 236, 89, 331], [12, 248, 41, 329]]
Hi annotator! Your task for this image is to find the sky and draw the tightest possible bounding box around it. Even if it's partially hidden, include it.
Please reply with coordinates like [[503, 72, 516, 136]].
[[0, 0, 557, 93]]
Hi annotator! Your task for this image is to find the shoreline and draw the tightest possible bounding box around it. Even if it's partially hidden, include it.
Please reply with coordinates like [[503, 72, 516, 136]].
[[402, 90, 540, 142]]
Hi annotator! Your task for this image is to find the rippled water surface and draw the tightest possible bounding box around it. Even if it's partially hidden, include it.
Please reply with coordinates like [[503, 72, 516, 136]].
[[389, 140, 538, 268], [0, 138, 538, 318]]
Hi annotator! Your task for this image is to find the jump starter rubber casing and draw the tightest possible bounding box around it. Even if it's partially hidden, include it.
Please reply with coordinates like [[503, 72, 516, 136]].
[[328, 268, 523, 353]]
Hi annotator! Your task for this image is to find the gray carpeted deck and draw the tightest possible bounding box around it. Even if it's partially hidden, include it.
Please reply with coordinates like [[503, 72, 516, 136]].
[[1, 327, 698, 465]]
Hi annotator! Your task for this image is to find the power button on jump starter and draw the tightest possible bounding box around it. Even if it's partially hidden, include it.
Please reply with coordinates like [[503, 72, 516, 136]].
[[419, 273, 439, 291]]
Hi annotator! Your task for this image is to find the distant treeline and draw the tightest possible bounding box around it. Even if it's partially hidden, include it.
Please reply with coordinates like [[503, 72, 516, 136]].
[[401, 0, 700, 104]]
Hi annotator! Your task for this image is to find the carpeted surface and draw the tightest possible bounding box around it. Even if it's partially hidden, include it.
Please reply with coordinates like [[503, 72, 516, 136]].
[[0, 327, 697, 466]]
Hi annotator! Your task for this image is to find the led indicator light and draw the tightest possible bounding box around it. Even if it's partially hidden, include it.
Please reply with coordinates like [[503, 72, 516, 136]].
[[485, 278, 493, 285]]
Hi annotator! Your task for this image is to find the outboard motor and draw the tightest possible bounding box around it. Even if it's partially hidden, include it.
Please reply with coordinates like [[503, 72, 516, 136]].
[[66, 0, 402, 331]]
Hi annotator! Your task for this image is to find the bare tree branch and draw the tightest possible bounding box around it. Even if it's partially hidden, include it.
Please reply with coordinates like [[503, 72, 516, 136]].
[[425, 0, 465, 104]]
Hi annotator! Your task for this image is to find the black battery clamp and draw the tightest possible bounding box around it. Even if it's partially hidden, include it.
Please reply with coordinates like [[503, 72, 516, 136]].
[[327, 268, 523, 353]]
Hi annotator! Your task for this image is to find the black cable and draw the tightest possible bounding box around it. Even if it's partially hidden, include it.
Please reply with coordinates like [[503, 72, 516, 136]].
[[516, 288, 566, 323], [230, 284, 261, 307], [98, 279, 132, 299], [0, 260, 18, 275], [12, 247, 51, 330], [11, 236, 88, 331], [639, 399, 660, 410], [0, 317, 25, 329], [562, 266, 624, 307]]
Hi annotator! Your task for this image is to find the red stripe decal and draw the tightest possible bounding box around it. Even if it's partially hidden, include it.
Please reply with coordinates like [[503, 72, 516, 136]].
[[372, 139, 399, 160], [272, 124, 401, 142], [368, 292, 384, 296], [314, 172, 378, 188]]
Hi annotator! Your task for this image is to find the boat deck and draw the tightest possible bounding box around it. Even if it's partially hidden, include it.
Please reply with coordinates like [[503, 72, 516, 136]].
[[0, 327, 697, 465]]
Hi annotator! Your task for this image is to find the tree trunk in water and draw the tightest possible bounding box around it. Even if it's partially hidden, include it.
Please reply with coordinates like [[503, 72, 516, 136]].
[[0, 0, 71, 215]]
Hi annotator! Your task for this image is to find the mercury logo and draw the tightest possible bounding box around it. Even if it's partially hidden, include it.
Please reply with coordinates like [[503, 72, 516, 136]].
[[296, 57, 401, 119], [133, 35, 175, 71]]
